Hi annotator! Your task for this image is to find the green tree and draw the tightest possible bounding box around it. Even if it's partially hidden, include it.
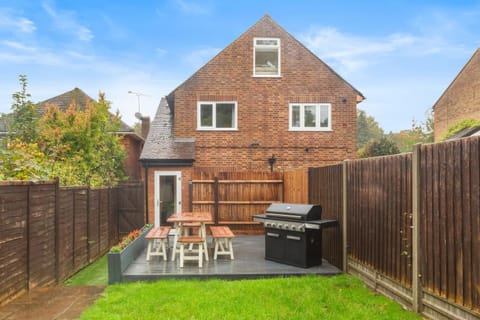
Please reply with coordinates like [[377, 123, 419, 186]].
[[10, 75, 39, 142], [38, 93, 126, 186], [387, 108, 434, 152], [357, 108, 384, 149], [358, 137, 400, 158], [0, 139, 50, 180]]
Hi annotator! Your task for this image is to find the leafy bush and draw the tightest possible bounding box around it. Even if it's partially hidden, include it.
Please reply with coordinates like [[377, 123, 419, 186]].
[[440, 118, 480, 141], [358, 137, 400, 158]]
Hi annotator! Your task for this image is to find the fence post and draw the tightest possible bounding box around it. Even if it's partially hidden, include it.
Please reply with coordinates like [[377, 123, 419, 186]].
[[214, 177, 219, 225], [26, 183, 31, 290], [412, 144, 423, 312], [54, 178, 60, 283], [188, 180, 193, 212], [342, 160, 348, 273]]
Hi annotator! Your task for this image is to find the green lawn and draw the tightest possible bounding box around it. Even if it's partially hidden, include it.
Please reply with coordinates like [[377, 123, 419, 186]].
[[79, 275, 421, 320], [63, 254, 108, 286]]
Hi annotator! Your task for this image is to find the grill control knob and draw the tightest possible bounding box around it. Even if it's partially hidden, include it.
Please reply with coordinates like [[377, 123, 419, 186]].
[[271, 223, 277, 228], [291, 225, 296, 231]]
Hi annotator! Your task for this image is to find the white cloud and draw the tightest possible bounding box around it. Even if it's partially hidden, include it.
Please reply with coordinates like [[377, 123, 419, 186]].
[[41, 1, 93, 42], [155, 48, 167, 57], [1, 40, 37, 52], [183, 47, 220, 69], [299, 25, 472, 76], [299, 27, 419, 73], [172, 0, 212, 15], [0, 9, 36, 33]]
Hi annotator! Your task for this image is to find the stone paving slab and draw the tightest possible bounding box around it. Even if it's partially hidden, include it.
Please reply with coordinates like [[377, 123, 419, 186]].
[[0, 286, 104, 320]]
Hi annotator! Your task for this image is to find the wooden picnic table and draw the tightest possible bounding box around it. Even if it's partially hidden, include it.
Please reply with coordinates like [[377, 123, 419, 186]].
[[167, 212, 213, 262]]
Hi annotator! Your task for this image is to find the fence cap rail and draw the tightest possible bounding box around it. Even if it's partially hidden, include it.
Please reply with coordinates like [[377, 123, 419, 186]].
[[0, 180, 57, 186]]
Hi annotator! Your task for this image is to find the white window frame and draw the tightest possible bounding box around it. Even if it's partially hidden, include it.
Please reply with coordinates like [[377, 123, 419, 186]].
[[253, 37, 281, 77], [289, 103, 332, 131], [197, 101, 238, 131]]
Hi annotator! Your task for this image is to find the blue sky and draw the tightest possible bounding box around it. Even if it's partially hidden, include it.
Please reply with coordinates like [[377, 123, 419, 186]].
[[1, 0, 479, 132]]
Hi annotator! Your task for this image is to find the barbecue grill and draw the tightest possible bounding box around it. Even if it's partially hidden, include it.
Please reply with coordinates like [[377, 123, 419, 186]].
[[253, 203, 338, 268]]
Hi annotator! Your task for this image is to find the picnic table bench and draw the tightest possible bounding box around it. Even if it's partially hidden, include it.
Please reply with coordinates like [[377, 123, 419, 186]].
[[210, 226, 235, 260]]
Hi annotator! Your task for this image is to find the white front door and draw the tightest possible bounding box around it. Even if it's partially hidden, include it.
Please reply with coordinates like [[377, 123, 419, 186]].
[[154, 171, 182, 227]]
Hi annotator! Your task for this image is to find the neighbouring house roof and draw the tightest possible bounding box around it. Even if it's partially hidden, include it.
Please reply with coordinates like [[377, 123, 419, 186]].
[[139, 97, 195, 166], [446, 125, 480, 140], [38, 87, 135, 134], [1, 87, 143, 141]]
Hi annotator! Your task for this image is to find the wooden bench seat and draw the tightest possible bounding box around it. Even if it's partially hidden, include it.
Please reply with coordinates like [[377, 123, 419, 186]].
[[145, 226, 171, 261], [177, 237, 204, 267], [210, 226, 235, 260]]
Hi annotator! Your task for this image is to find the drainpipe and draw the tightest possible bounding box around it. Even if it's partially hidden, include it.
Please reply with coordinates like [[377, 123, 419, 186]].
[[144, 166, 149, 224]]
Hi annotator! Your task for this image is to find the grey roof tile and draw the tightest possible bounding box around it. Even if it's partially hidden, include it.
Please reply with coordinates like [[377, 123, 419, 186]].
[[140, 97, 195, 160]]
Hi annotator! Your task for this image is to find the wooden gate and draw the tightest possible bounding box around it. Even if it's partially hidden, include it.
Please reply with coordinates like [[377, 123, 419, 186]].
[[116, 181, 145, 234]]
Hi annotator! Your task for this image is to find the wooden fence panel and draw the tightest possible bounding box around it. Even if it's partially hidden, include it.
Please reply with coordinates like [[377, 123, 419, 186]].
[[0, 181, 142, 306], [57, 189, 74, 282], [88, 189, 100, 262], [99, 189, 110, 254], [191, 171, 283, 233], [420, 137, 480, 312], [347, 154, 413, 288], [28, 184, 56, 289], [283, 169, 308, 203], [308, 164, 343, 269], [73, 188, 88, 272], [0, 185, 28, 305]]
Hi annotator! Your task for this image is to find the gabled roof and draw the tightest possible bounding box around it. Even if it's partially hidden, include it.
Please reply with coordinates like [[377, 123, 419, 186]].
[[139, 97, 195, 165], [38, 88, 134, 133], [1, 88, 141, 140], [433, 48, 480, 110], [167, 14, 364, 112]]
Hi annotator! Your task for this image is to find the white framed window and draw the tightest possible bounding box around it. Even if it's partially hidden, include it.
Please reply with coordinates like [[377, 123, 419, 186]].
[[197, 101, 238, 130], [289, 103, 332, 131], [253, 37, 280, 77]]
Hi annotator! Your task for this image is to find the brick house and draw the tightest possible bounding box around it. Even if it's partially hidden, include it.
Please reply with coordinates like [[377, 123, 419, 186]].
[[140, 15, 364, 225], [433, 48, 480, 141], [1, 88, 146, 180]]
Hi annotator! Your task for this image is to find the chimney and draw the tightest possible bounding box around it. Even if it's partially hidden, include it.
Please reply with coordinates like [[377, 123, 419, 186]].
[[135, 112, 151, 139], [141, 116, 150, 139]]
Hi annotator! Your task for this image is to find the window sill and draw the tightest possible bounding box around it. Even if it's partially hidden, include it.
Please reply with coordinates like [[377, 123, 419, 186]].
[[197, 128, 239, 132], [289, 129, 333, 132], [252, 75, 282, 78]]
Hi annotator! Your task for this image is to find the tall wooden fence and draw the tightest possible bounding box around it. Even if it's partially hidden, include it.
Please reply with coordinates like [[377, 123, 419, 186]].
[[0, 180, 144, 306], [308, 136, 480, 319], [308, 164, 344, 270], [190, 171, 284, 234]]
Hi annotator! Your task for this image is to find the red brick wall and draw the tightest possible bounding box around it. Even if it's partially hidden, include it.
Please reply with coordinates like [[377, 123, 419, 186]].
[[171, 17, 359, 170], [120, 135, 143, 180], [434, 50, 480, 141]]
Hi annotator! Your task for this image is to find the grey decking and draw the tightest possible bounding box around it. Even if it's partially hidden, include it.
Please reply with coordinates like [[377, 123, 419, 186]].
[[122, 235, 341, 281]]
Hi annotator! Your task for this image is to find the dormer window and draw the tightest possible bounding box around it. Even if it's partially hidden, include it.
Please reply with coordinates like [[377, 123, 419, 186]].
[[253, 37, 280, 77]]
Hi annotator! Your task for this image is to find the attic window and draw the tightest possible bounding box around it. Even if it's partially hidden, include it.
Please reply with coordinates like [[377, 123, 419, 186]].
[[253, 37, 280, 77]]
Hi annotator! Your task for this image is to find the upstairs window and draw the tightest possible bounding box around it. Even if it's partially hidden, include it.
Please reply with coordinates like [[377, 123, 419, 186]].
[[289, 103, 332, 131], [253, 37, 280, 77], [197, 101, 237, 130]]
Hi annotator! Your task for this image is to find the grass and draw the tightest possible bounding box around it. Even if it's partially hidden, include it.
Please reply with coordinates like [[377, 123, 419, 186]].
[[79, 275, 421, 320], [63, 254, 108, 286]]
